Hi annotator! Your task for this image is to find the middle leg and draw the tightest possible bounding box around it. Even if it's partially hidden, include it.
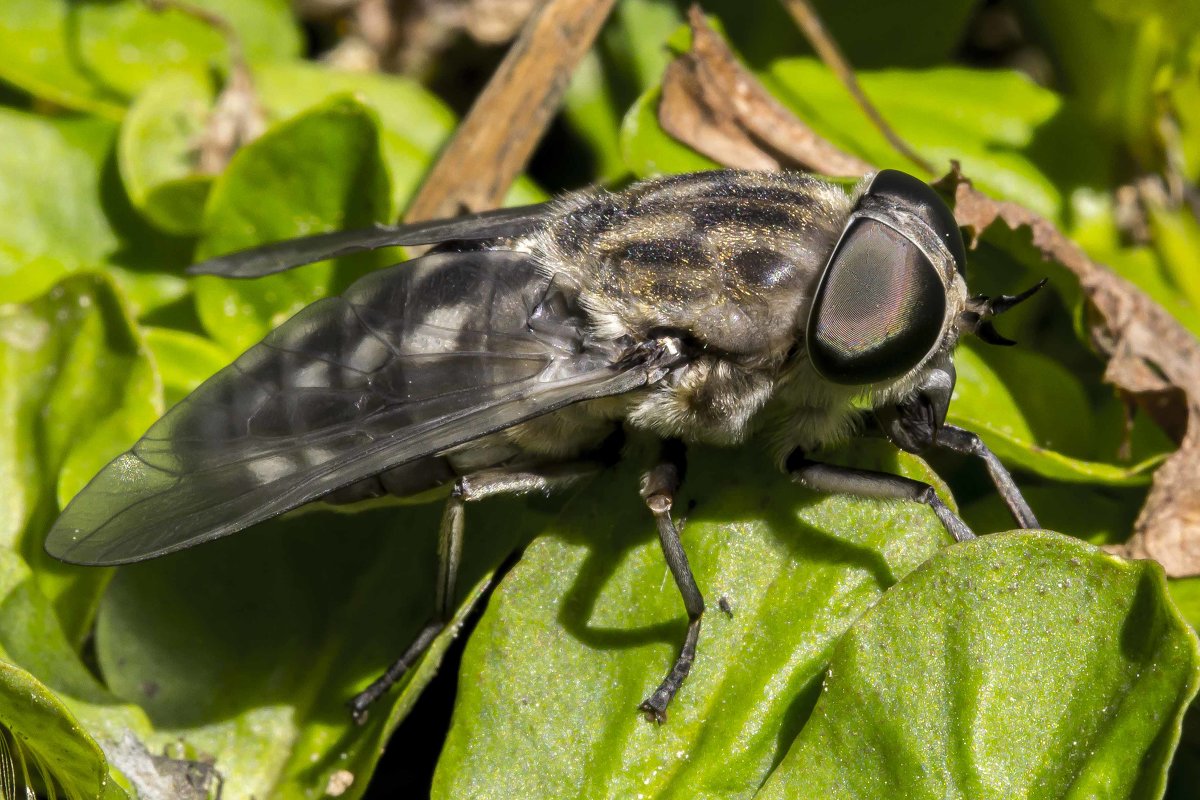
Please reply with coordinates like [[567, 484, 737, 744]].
[[786, 449, 976, 543]]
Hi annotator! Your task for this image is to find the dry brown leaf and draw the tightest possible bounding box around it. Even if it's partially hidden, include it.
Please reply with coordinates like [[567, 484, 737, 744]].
[[660, 13, 1200, 575], [659, 6, 870, 177]]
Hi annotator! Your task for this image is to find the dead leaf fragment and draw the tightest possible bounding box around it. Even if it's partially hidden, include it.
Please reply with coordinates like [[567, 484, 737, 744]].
[[658, 7, 870, 177]]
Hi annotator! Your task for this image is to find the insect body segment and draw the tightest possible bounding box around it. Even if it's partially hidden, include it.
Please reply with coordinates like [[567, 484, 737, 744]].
[[46, 169, 1041, 724]]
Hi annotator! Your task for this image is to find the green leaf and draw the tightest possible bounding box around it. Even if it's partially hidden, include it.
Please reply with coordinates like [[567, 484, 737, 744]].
[[621, 55, 1111, 225], [0, 0, 300, 118], [0, 547, 161, 799], [193, 96, 393, 353], [433, 442, 951, 797], [1144, 198, 1200, 314], [963, 483, 1141, 546], [142, 327, 230, 408], [119, 62, 459, 235], [1168, 578, 1200, 631], [0, 107, 190, 316], [254, 62, 458, 215], [563, 0, 684, 183], [0, 275, 161, 645], [698, 0, 977, 70], [761, 59, 1096, 220], [605, 0, 684, 92], [1011, 1, 1198, 166], [95, 497, 535, 798], [758, 531, 1200, 799], [118, 70, 217, 236], [0, 663, 128, 799], [562, 50, 628, 184], [621, 86, 720, 178]]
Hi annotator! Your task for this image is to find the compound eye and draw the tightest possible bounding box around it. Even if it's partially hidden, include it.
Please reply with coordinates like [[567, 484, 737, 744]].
[[867, 169, 967, 275], [806, 217, 946, 385]]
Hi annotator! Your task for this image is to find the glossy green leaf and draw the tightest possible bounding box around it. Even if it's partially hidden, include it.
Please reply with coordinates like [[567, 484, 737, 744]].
[[758, 532, 1200, 799], [96, 497, 535, 798], [1145, 198, 1200, 313], [0, 656, 128, 800], [563, 0, 684, 184], [562, 50, 628, 184], [700, 0, 976, 70], [193, 96, 393, 353], [0, 107, 190, 315], [0, 660, 128, 800], [433, 443, 952, 797], [621, 55, 1111, 225], [605, 0, 684, 91], [119, 62, 459, 236], [1168, 578, 1200, 632], [252, 62, 546, 209], [1011, 1, 1199, 168], [0, 275, 161, 645], [761, 59, 1105, 221], [0, 0, 300, 118], [963, 483, 1141, 547]]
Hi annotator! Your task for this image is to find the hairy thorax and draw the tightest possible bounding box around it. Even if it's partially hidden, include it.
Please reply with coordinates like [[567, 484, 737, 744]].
[[523, 170, 856, 445]]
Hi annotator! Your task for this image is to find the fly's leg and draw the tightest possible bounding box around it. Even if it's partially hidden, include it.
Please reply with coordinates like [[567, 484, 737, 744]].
[[934, 425, 1039, 529], [348, 462, 598, 725], [638, 439, 706, 724], [786, 450, 975, 543]]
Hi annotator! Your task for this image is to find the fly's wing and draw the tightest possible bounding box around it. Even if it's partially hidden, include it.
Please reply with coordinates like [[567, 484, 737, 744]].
[[47, 249, 648, 566], [186, 203, 551, 278]]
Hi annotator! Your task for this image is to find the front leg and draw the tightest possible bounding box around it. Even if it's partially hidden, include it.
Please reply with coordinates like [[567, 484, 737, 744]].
[[786, 449, 975, 543], [935, 425, 1039, 529], [638, 439, 706, 723]]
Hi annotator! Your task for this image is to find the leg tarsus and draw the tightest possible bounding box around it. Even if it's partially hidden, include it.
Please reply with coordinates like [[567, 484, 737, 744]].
[[349, 619, 445, 724], [639, 615, 701, 723], [935, 425, 1039, 529]]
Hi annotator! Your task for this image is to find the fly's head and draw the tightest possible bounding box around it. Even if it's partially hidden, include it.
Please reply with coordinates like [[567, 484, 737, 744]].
[[805, 169, 1045, 453], [804, 169, 969, 395]]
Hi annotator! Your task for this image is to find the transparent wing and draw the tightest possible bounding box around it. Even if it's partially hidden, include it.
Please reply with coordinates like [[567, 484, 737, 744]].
[[47, 249, 646, 566], [187, 202, 552, 278]]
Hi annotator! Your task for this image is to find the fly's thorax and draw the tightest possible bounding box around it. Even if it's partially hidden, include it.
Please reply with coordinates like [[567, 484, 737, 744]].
[[530, 170, 853, 366]]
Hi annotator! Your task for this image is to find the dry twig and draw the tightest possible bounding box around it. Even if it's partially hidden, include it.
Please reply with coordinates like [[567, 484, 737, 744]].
[[404, 0, 617, 222]]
